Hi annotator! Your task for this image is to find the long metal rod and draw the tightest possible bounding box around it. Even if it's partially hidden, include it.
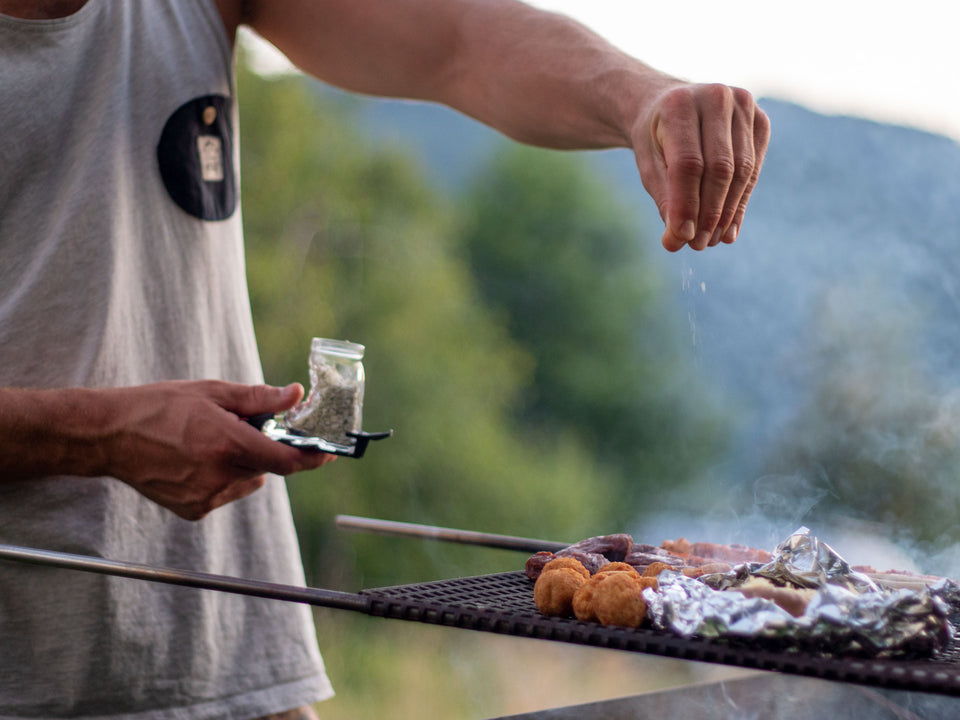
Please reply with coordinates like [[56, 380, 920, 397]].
[[0, 543, 369, 612], [335, 514, 569, 553]]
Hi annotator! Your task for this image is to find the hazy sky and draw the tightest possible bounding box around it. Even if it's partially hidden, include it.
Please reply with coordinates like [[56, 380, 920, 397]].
[[527, 0, 960, 142], [243, 1, 960, 142]]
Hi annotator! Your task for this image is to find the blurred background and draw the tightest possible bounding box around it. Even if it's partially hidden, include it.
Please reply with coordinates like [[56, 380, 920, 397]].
[[236, 3, 960, 716]]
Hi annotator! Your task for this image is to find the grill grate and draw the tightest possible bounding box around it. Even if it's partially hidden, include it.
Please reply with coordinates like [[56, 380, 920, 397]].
[[361, 571, 960, 697]]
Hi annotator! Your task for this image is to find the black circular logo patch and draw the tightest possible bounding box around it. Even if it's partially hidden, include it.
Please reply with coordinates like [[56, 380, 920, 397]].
[[157, 94, 237, 221]]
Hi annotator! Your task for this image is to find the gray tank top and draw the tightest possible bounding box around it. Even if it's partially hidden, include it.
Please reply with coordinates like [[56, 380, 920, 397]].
[[0, 2, 333, 717]]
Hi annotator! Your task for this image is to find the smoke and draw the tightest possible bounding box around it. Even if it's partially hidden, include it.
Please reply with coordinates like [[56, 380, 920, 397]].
[[750, 470, 835, 529], [750, 280, 960, 565], [924, 540, 960, 580], [631, 101, 960, 578]]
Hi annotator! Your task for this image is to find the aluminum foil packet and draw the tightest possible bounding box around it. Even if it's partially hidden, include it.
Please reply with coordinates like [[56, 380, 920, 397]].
[[644, 527, 954, 657]]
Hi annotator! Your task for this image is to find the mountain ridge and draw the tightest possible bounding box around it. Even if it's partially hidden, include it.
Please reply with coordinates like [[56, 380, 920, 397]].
[[330, 88, 960, 548]]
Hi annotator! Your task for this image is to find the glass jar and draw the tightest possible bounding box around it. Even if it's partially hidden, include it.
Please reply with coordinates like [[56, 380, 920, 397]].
[[284, 337, 366, 445]]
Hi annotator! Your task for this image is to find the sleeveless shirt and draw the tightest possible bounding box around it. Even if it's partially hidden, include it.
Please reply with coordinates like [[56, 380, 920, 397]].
[[0, 2, 334, 717]]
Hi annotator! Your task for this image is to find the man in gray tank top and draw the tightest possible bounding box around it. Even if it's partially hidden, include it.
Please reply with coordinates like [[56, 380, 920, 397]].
[[0, 1, 769, 719]]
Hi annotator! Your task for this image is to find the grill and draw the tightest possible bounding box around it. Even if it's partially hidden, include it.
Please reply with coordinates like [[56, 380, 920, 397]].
[[361, 571, 960, 697], [2, 523, 959, 701]]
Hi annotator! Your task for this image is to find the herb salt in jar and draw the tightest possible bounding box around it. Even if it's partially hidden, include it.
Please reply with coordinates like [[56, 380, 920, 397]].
[[284, 338, 365, 446]]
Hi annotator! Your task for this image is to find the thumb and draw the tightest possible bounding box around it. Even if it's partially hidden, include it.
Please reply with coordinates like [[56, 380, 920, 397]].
[[221, 383, 305, 417]]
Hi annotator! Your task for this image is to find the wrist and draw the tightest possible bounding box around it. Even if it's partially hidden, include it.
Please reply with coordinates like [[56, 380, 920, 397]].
[[613, 66, 685, 149], [61, 387, 118, 477], [0, 386, 116, 479]]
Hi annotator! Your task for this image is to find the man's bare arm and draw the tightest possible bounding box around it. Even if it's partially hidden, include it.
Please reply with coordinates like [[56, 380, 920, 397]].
[[230, 0, 769, 251], [0, 381, 334, 520]]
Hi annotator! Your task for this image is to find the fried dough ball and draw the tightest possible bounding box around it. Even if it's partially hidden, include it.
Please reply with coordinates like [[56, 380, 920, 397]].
[[636, 576, 659, 592], [534, 567, 586, 617], [593, 571, 647, 628], [572, 573, 607, 622], [642, 561, 679, 578], [542, 556, 591, 580], [595, 562, 640, 578]]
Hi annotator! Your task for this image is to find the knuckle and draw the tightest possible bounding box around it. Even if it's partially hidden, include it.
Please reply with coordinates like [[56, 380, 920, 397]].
[[661, 84, 692, 107], [658, 85, 698, 119], [733, 156, 756, 184], [673, 153, 705, 178], [246, 382, 271, 404], [702, 82, 734, 108], [754, 108, 772, 143], [731, 85, 754, 107], [210, 437, 239, 464], [739, 175, 759, 202], [705, 155, 736, 183], [701, 208, 724, 229]]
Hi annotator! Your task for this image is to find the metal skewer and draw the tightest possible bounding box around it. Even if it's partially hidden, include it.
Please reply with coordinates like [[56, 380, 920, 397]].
[[334, 514, 569, 553], [0, 543, 369, 612], [0, 518, 567, 610]]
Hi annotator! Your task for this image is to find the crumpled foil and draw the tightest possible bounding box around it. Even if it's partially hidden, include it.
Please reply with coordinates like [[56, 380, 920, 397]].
[[753, 527, 879, 593], [930, 576, 960, 608], [643, 527, 954, 657]]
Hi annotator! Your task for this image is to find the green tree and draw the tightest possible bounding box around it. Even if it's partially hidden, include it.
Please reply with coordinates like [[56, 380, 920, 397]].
[[458, 146, 728, 525], [238, 64, 618, 589], [234, 51, 740, 720]]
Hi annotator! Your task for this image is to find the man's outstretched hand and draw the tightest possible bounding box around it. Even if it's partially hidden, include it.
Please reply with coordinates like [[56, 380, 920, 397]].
[[633, 82, 770, 252]]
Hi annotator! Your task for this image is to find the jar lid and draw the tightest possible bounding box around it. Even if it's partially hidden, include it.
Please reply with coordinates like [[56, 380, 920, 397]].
[[312, 337, 365, 359]]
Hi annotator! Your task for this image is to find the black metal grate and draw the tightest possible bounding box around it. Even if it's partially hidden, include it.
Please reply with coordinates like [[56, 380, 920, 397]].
[[361, 571, 960, 697]]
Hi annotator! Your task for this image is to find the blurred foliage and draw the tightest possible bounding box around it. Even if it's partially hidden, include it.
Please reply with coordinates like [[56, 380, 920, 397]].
[[232, 51, 960, 719], [237, 59, 727, 590], [458, 147, 728, 524], [239, 65, 613, 589], [233, 50, 960, 720]]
